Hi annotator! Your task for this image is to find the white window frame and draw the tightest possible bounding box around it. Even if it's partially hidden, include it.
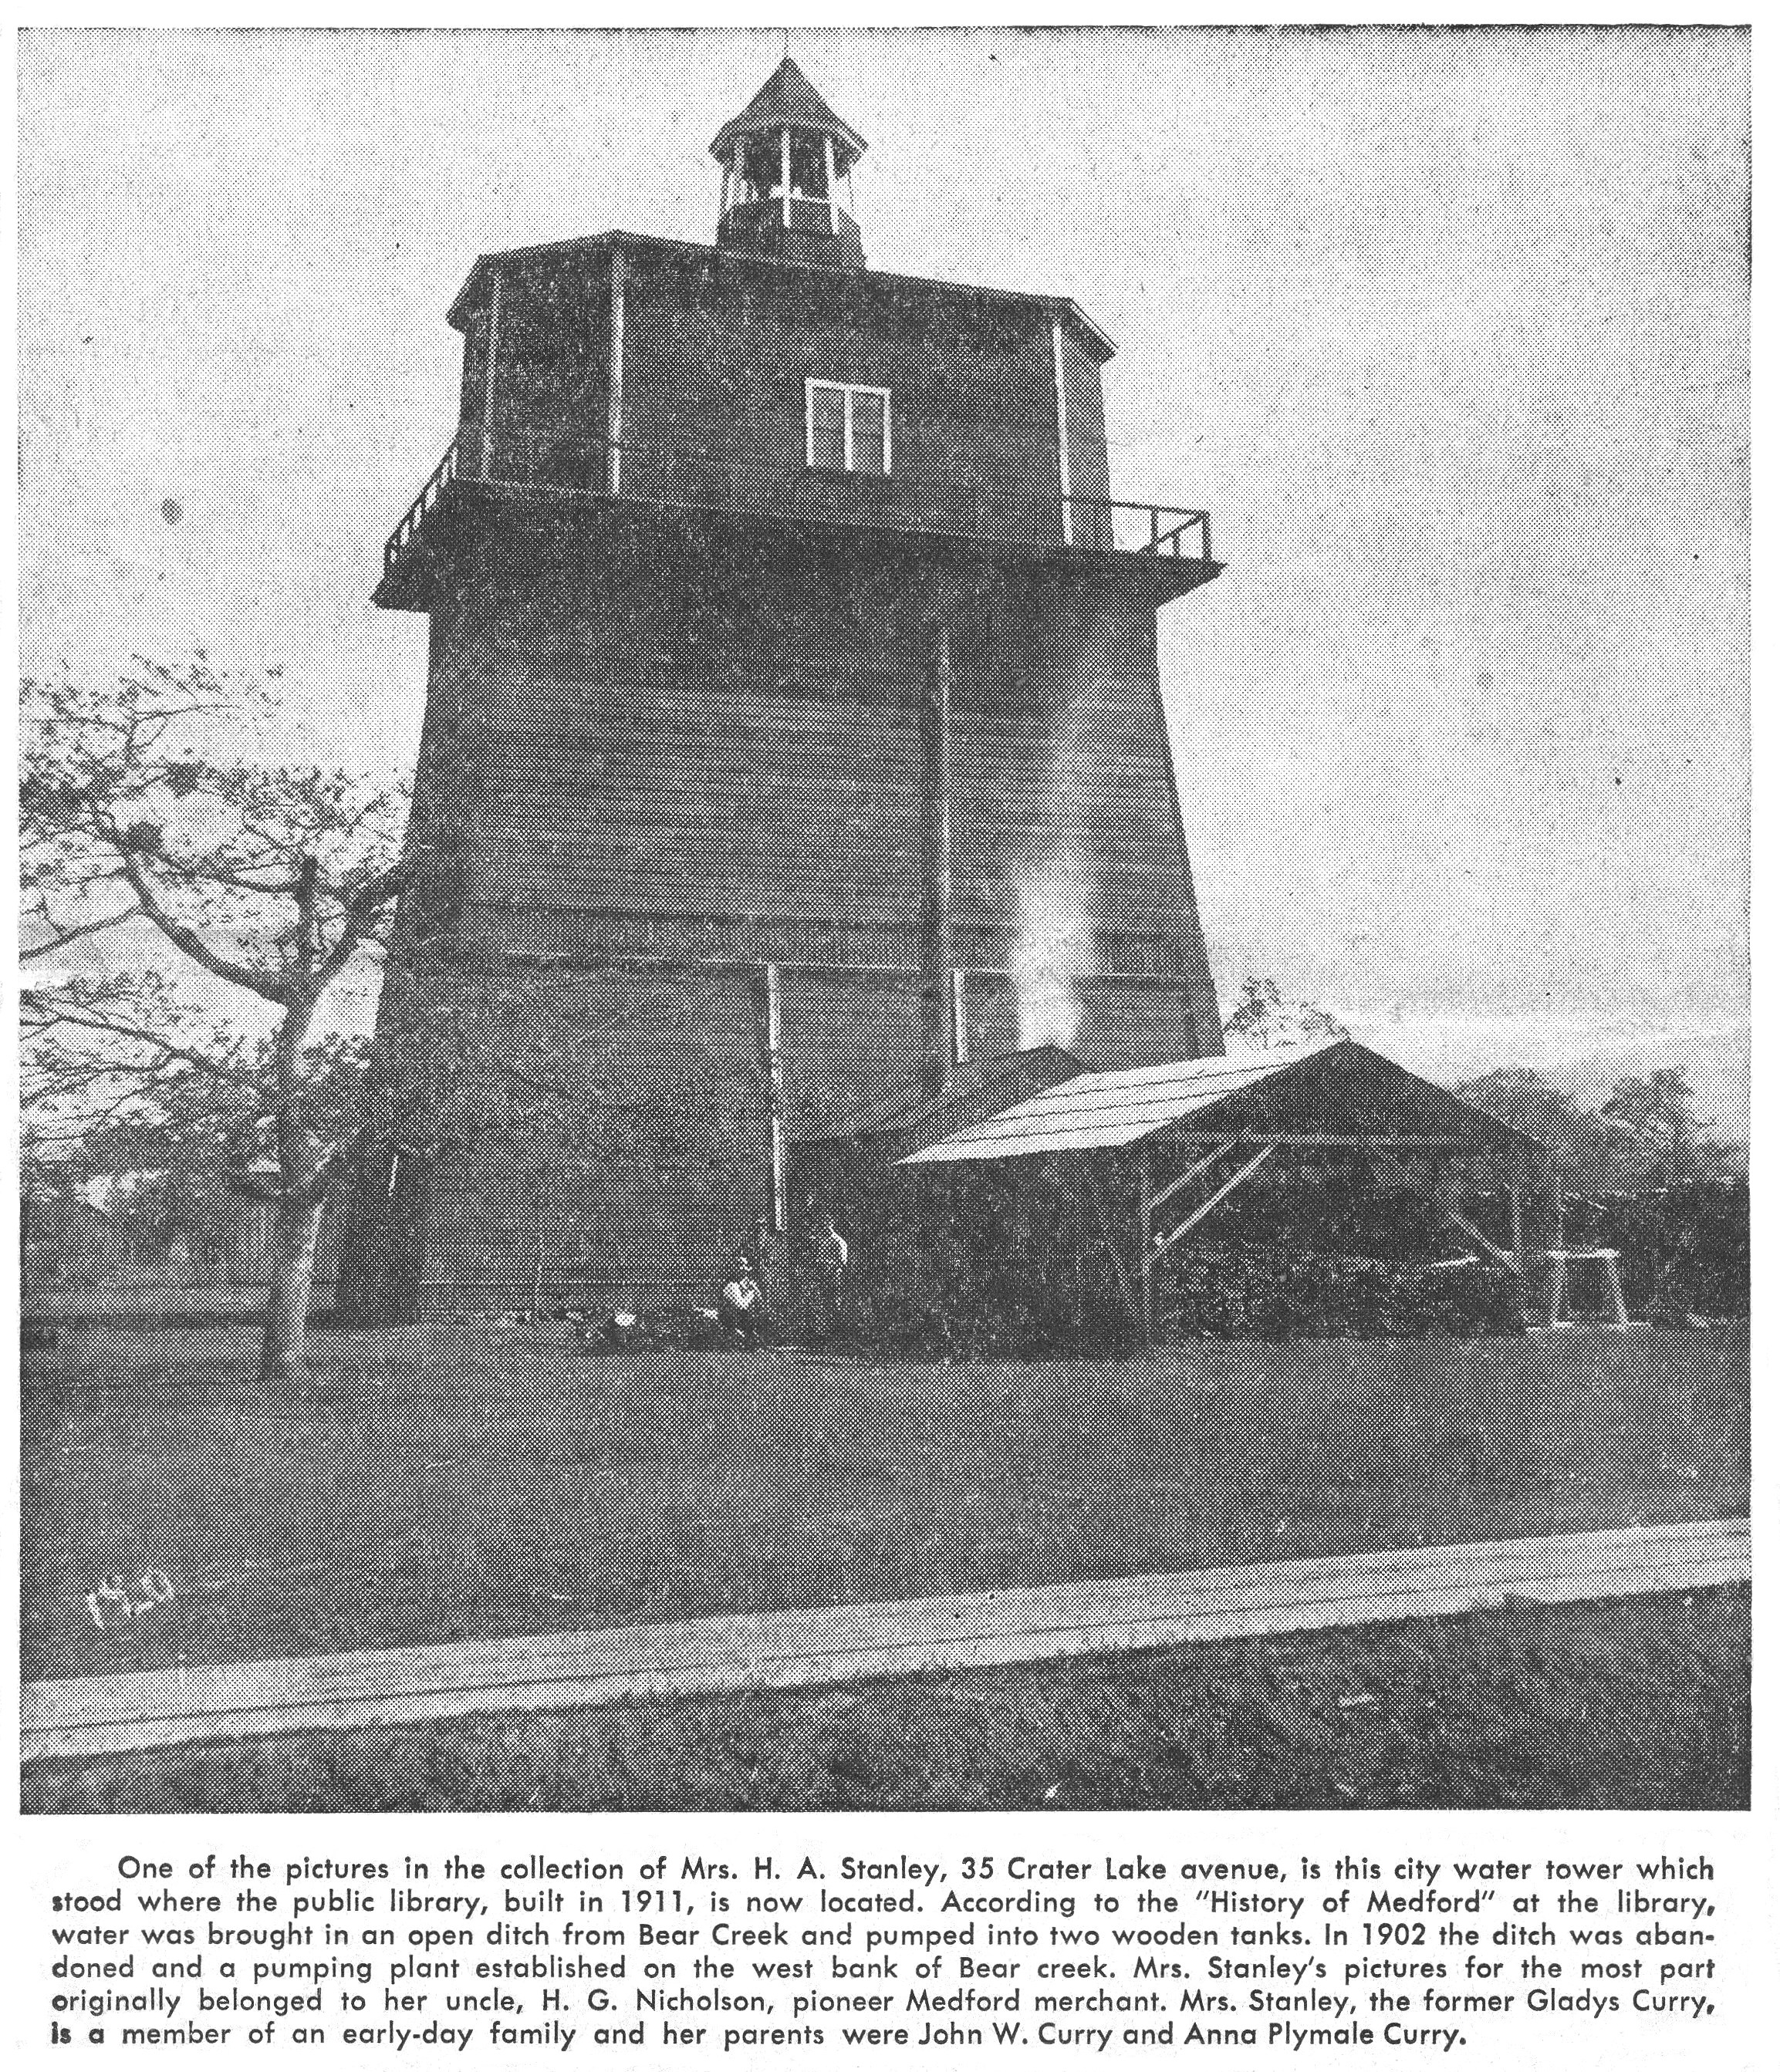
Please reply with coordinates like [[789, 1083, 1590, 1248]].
[[805, 380, 893, 475]]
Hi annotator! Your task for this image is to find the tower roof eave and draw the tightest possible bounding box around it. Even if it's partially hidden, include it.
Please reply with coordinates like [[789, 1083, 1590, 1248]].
[[444, 231, 1116, 360]]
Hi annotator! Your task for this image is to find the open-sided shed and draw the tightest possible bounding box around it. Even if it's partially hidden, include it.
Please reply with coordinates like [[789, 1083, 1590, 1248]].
[[893, 1040, 1556, 1344]]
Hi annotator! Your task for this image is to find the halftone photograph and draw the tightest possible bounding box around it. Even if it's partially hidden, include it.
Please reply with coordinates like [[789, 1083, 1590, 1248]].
[[20, 27, 1747, 1814]]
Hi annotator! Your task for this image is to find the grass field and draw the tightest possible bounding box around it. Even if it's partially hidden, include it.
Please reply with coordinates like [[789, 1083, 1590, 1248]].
[[22, 1321, 1746, 1687], [22, 1586, 1748, 1814]]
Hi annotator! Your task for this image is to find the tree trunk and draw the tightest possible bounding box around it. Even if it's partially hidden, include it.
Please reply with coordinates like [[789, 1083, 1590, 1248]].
[[259, 1193, 326, 1389]]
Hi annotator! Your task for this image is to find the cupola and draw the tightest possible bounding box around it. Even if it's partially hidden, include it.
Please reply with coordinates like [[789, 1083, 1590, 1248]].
[[711, 57, 866, 268]]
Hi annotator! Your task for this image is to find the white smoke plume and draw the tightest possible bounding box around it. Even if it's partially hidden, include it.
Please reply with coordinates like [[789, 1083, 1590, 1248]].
[[1011, 665, 1106, 1052], [1013, 840, 1093, 1051]]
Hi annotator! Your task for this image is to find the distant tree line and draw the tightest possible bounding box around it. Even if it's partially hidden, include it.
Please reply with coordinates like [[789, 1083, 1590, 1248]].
[[1221, 976, 1744, 1190], [1451, 1065, 1744, 1191]]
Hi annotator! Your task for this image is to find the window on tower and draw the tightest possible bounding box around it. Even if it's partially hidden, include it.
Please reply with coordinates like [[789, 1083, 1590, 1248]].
[[734, 130, 832, 204], [787, 130, 829, 197], [806, 380, 892, 475], [737, 135, 778, 205]]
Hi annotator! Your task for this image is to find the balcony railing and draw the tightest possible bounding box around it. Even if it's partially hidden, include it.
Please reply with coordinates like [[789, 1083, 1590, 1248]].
[[384, 426, 1211, 576]]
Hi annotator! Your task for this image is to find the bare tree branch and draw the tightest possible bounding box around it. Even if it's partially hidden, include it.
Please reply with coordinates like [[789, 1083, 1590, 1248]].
[[19, 906, 144, 960], [116, 850, 288, 1004], [22, 1002, 263, 1090]]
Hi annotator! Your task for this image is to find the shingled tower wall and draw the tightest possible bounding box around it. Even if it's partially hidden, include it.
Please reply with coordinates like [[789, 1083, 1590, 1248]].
[[339, 59, 1224, 1318]]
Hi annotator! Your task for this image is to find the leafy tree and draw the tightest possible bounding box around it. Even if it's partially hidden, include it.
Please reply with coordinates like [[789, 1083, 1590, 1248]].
[[1457, 1065, 1740, 1187], [1600, 1068, 1704, 1173], [1453, 1068, 1603, 1156], [20, 658, 407, 1383], [1223, 976, 1349, 1051]]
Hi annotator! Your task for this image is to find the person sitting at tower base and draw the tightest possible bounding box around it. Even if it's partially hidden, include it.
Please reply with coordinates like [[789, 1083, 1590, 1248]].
[[720, 1257, 770, 1346]]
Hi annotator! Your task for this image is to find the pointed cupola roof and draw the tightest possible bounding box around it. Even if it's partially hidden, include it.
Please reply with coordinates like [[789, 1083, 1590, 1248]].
[[711, 56, 867, 165], [711, 56, 869, 268]]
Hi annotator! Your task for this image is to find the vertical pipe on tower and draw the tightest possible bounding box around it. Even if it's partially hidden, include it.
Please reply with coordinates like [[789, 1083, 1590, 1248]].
[[919, 619, 954, 1098], [759, 963, 787, 1234], [948, 969, 969, 1070]]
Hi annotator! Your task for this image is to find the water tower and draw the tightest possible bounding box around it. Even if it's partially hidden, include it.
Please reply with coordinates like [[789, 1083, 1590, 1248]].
[[342, 58, 1224, 1316]]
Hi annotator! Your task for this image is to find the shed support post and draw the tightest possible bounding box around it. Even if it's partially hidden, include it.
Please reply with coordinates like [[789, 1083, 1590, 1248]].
[[1508, 1172, 1525, 1273], [1430, 1150, 1457, 1234], [1540, 1157, 1565, 1250], [1072, 1168, 1087, 1345], [1138, 1146, 1155, 1348], [1542, 1160, 1566, 1325], [1547, 1252, 1569, 1330], [1604, 1254, 1630, 1330], [1082, 1160, 1140, 1337]]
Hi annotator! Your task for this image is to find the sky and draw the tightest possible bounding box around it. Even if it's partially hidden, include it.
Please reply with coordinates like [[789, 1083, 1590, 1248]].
[[18, 25, 1750, 1125]]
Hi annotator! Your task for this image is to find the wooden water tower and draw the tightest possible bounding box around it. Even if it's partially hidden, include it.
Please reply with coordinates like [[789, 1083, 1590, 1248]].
[[342, 57, 1225, 1317]]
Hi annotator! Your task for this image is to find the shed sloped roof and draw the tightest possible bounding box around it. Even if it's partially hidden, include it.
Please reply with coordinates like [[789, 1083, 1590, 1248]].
[[900, 1040, 1539, 1166], [794, 1046, 1083, 1147]]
